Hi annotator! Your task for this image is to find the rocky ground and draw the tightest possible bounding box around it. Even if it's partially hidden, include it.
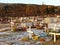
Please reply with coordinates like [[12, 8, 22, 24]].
[[0, 29, 59, 45], [0, 24, 60, 45]]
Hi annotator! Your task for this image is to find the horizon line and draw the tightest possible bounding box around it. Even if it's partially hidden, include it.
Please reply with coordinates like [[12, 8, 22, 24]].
[[0, 2, 59, 6]]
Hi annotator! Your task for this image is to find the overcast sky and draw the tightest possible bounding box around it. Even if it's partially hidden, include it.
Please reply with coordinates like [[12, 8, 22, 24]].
[[0, 0, 60, 6]]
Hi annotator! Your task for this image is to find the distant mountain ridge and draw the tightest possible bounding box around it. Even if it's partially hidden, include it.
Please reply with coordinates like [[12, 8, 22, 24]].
[[0, 3, 60, 17]]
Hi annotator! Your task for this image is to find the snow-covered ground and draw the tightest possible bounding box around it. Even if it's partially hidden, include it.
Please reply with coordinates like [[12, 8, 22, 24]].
[[0, 28, 52, 45], [48, 23, 60, 30]]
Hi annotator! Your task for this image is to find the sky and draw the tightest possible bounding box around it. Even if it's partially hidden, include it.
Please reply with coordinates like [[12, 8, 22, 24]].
[[0, 0, 60, 6]]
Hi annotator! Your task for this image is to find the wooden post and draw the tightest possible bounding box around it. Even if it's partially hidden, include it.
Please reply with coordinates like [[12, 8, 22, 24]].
[[10, 17, 15, 31], [54, 33, 56, 42], [11, 17, 12, 31], [44, 26, 46, 32]]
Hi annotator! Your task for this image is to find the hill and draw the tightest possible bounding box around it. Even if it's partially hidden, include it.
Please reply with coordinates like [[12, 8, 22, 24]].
[[0, 3, 60, 17]]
